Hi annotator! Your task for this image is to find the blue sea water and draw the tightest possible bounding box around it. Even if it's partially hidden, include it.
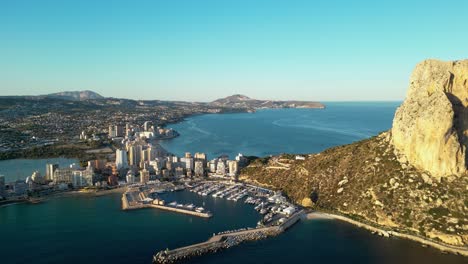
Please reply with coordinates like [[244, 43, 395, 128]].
[[0, 103, 466, 264], [160, 102, 399, 159]]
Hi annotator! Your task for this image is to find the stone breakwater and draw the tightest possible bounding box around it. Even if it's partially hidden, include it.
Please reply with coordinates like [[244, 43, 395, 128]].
[[153, 210, 303, 264], [153, 228, 281, 264]]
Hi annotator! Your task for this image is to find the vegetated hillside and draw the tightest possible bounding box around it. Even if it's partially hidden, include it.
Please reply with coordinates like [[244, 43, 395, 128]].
[[240, 132, 468, 247]]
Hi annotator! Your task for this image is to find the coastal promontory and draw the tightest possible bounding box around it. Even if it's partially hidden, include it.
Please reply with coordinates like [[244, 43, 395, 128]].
[[240, 59, 468, 250]]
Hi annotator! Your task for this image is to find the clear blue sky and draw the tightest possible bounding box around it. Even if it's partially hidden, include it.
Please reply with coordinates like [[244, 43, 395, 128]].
[[1, 0, 467, 101]]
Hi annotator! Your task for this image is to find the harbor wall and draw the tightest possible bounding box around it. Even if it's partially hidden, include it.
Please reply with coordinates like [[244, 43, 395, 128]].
[[154, 210, 304, 263]]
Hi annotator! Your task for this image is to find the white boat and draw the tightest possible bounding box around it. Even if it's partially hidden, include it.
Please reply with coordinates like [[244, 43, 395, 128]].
[[174, 185, 185, 191], [254, 202, 264, 211]]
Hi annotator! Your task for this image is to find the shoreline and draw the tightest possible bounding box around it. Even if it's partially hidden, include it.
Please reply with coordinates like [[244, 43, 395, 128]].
[[306, 211, 468, 257], [0, 187, 126, 208], [0, 105, 327, 161]]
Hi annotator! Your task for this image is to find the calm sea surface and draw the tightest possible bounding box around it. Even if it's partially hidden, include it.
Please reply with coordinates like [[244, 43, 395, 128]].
[[1, 103, 466, 264], [160, 102, 400, 159]]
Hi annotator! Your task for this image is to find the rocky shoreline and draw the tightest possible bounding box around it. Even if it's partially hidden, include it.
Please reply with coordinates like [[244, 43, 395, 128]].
[[307, 211, 468, 256]]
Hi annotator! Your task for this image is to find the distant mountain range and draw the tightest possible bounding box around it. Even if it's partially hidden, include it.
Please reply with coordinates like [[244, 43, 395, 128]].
[[210, 94, 325, 109], [1, 90, 324, 109], [44, 90, 104, 101]]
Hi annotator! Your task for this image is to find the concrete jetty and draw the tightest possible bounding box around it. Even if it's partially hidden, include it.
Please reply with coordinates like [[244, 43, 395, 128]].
[[147, 204, 212, 218], [153, 210, 304, 263], [121, 192, 212, 218]]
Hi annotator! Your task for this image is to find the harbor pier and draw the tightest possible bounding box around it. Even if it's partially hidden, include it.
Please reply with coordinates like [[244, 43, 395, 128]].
[[122, 191, 212, 218]]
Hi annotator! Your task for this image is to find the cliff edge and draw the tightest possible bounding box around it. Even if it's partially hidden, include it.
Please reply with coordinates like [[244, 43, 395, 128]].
[[392, 59, 468, 178]]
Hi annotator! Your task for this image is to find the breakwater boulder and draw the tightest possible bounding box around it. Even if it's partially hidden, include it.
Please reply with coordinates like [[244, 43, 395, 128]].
[[153, 228, 282, 264]]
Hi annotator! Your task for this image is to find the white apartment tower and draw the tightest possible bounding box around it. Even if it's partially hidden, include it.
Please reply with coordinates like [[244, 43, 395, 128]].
[[115, 149, 129, 169]]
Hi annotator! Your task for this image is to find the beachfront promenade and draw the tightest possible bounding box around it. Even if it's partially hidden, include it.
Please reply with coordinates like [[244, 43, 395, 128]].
[[153, 210, 304, 263]]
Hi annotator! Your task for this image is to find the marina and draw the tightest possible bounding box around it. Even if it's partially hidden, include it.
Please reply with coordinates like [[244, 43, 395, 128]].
[[119, 179, 303, 263], [121, 180, 299, 225], [188, 181, 299, 228], [119, 179, 304, 262]]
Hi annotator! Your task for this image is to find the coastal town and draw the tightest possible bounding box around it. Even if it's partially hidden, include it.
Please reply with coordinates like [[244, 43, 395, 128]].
[[0, 118, 304, 263], [3, 1, 468, 263], [0, 93, 323, 160], [0, 118, 244, 200]]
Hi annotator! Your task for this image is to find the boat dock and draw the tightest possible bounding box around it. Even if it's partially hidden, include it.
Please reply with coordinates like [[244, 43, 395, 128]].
[[153, 210, 304, 263], [147, 204, 212, 218], [121, 191, 212, 218]]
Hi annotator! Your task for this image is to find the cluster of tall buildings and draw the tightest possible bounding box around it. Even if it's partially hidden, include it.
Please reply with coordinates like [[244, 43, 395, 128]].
[[114, 145, 248, 184], [0, 161, 101, 199], [207, 154, 247, 178], [45, 162, 95, 188], [108, 121, 177, 140], [108, 120, 249, 185], [127, 143, 165, 168]]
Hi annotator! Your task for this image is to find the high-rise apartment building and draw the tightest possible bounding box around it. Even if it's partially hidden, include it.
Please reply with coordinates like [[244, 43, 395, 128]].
[[46, 163, 59, 181], [140, 169, 150, 184], [129, 145, 143, 166], [115, 149, 128, 169], [194, 161, 204, 177]]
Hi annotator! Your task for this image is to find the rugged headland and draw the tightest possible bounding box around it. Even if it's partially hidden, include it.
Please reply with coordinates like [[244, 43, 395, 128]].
[[240, 59, 468, 253], [210, 94, 325, 110]]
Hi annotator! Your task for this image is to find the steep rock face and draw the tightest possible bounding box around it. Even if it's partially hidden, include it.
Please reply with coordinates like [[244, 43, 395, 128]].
[[392, 59, 468, 177]]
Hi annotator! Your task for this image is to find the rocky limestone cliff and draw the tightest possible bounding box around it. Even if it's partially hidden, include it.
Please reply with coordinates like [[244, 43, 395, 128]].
[[240, 59, 468, 249], [392, 59, 468, 178]]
